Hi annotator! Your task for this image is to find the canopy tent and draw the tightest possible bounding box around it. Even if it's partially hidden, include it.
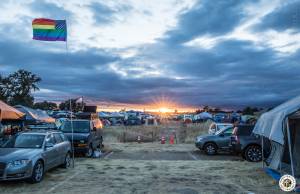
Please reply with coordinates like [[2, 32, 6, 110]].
[[98, 111, 110, 118], [194, 112, 213, 120], [110, 112, 125, 118], [0, 100, 24, 120], [14, 105, 55, 123], [253, 95, 300, 177]]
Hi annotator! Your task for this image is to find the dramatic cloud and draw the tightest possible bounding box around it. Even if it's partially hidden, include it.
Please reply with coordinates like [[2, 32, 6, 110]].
[[0, 0, 299, 109], [255, 1, 300, 31]]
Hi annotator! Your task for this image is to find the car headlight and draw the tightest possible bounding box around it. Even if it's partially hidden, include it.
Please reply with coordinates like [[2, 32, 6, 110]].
[[8, 159, 30, 167], [196, 137, 203, 142]]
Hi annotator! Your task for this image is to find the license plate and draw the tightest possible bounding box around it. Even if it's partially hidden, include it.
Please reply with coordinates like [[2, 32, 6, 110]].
[[77, 143, 87, 147]]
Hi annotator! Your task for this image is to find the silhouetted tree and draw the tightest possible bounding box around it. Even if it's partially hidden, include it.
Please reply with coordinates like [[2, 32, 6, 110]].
[[0, 69, 41, 106], [59, 99, 85, 112]]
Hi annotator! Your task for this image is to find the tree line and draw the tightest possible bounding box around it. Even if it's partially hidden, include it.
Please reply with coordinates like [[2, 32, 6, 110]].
[[0, 69, 84, 111]]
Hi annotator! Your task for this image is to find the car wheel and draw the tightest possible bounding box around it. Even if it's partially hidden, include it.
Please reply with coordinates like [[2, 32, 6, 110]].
[[62, 152, 72, 168], [244, 145, 262, 162], [204, 143, 217, 155], [86, 144, 94, 157], [29, 160, 44, 183]]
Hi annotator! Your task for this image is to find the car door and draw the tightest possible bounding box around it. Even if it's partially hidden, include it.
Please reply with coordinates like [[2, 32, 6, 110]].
[[217, 127, 233, 150], [53, 133, 65, 164], [44, 134, 60, 170]]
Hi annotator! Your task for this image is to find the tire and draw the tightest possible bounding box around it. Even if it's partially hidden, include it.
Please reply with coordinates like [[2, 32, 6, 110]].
[[29, 160, 44, 183], [86, 144, 94, 157], [62, 152, 72, 168], [244, 145, 262, 162], [204, 143, 217, 155]]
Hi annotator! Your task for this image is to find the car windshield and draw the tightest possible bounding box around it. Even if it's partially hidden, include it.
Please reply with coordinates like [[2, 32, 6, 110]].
[[5, 134, 46, 149], [60, 121, 90, 133]]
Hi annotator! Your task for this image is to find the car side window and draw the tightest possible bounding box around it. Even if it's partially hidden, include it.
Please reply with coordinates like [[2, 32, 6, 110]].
[[54, 133, 63, 143], [59, 133, 68, 142], [46, 134, 56, 145], [224, 127, 233, 136], [237, 126, 254, 136]]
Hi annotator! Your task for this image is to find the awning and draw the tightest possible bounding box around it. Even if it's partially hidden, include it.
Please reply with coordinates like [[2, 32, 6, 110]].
[[0, 100, 25, 120]]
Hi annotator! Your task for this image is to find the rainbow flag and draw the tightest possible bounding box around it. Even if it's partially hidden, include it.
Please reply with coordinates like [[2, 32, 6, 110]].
[[32, 18, 67, 41]]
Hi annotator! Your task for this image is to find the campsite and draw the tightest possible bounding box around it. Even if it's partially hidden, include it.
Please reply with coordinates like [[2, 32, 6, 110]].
[[1, 96, 300, 193], [1, 1, 300, 193]]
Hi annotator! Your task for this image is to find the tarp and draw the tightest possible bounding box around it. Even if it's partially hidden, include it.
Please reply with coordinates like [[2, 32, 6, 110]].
[[14, 105, 55, 123], [0, 100, 24, 120], [253, 95, 300, 145]]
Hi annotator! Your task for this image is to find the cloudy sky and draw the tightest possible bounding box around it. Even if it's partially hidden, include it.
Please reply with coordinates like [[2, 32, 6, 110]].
[[0, 0, 300, 110]]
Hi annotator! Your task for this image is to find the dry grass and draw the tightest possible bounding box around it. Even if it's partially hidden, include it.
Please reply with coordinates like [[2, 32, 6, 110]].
[[103, 120, 213, 143], [0, 143, 284, 194]]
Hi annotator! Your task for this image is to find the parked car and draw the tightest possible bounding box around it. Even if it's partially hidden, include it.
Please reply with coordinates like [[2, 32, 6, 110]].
[[0, 130, 72, 183], [208, 122, 233, 134], [230, 124, 271, 162], [195, 126, 234, 155], [59, 119, 103, 157]]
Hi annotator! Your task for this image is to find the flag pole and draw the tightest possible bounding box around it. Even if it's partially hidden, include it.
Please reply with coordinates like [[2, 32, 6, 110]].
[[65, 21, 74, 168]]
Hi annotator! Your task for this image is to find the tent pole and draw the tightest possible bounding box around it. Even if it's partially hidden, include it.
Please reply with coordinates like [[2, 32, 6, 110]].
[[261, 135, 264, 168], [286, 118, 295, 177]]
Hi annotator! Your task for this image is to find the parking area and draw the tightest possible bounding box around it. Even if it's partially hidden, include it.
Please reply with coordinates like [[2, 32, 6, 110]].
[[0, 142, 285, 194]]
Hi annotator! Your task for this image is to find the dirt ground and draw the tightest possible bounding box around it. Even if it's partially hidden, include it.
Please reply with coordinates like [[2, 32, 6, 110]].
[[0, 142, 285, 194]]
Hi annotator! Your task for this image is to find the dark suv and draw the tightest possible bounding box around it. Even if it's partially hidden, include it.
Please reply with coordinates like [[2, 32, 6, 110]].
[[230, 124, 270, 162], [60, 119, 103, 157]]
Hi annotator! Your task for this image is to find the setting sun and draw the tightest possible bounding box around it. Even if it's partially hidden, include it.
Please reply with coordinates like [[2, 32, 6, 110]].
[[158, 107, 171, 113]]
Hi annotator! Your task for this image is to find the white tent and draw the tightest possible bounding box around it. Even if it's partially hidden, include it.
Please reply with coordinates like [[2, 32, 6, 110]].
[[253, 95, 300, 177], [194, 112, 212, 120], [253, 95, 300, 145]]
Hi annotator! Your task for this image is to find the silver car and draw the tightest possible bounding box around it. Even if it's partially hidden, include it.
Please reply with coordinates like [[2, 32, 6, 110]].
[[0, 130, 72, 183]]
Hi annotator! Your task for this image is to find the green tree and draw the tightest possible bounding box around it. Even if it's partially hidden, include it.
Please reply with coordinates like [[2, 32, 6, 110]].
[[242, 107, 259, 115], [34, 101, 58, 110], [0, 69, 41, 106]]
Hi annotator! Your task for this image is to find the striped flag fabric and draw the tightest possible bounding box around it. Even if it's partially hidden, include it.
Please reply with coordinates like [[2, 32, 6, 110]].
[[32, 18, 67, 41]]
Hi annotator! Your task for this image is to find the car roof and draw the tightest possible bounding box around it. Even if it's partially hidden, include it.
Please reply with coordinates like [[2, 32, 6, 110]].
[[215, 123, 233, 125], [64, 119, 91, 122], [20, 130, 62, 135]]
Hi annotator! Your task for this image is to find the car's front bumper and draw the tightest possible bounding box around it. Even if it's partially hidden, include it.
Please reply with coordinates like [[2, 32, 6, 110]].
[[0, 162, 33, 181], [73, 145, 89, 154], [195, 141, 204, 149]]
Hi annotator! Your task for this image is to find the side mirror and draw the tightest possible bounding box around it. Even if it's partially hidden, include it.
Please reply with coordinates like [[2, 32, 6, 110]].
[[45, 142, 54, 149]]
